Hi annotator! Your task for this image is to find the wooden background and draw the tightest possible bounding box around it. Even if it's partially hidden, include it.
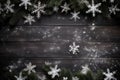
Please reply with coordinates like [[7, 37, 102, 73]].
[[0, 14, 120, 75]]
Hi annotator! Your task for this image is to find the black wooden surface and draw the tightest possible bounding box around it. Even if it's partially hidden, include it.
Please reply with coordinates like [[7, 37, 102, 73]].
[[0, 14, 120, 73]]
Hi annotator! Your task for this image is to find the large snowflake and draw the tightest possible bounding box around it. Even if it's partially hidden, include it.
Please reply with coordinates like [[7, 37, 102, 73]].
[[32, 1, 46, 19], [19, 0, 32, 10], [69, 42, 80, 54], [109, 5, 120, 15], [24, 14, 35, 25], [14, 72, 27, 80], [86, 0, 101, 17], [61, 2, 70, 13], [48, 65, 61, 78], [4, 0, 14, 13], [103, 69, 117, 80], [70, 11, 80, 22]]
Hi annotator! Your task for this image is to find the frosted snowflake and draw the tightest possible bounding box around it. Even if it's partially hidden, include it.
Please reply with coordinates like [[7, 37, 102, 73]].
[[61, 2, 70, 13], [70, 11, 80, 22], [86, 0, 101, 17], [24, 14, 35, 25], [63, 77, 68, 80], [48, 65, 61, 78], [4, 0, 14, 13], [15, 72, 27, 80], [19, 0, 32, 10], [81, 65, 90, 74], [72, 76, 79, 80], [32, 1, 46, 19], [103, 69, 117, 80], [0, 3, 3, 14], [23, 62, 36, 75], [109, 5, 120, 15], [69, 42, 79, 54]]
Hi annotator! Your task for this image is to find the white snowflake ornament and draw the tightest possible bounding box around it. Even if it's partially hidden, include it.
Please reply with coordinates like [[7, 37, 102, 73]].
[[81, 65, 90, 74], [69, 42, 80, 54], [23, 62, 36, 75], [24, 14, 35, 25], [61, 2, 70, 13], [103, 69, 117, 80], [48, 65, 61, 78], [32, 1, 46, 19], [109, 5, 120, 15], [15, 72, 27, 80], [72, 76, 79, 80], [86, 0, 101, 17], [70, 11, 80, 22], [4, 0, 14, 13], [19, 0, 32, 10]]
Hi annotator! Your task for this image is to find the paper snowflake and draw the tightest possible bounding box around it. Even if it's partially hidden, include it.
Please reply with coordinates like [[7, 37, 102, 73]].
[[24, 14, 35, 25], [15, 72, 27, 80], [61, 2, 70, 13], [4, 0, 14, 13], [69, 42, 79, 54], [109, 5, 120, 15], [63, 77, 68, 80], [48, 65, 61, 78], [70, 11, 80, 22], [23, 62, 36, 75], [19, 0, 32, 10], [81, 65, 90, 74], [32, 1, 46, 19], [0, 3, 3, 14], [86, 0, 101, 17], [103, 69, 117, 80], [72, 76, 79, 80]]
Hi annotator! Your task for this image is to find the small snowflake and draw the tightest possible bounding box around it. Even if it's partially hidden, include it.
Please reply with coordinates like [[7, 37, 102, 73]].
[[19, 0, 32, 10], [61, 2, 70, 13], [48, 65, 61, 78], [53, 6, 59, 12], [86, 0, 101, 17], [23, 62, 36, 75], [32, 1, 46, 19], [70, 11, 80, 22], [103, 69, 117, 80], [81, 65, 90, 74], [109, 5, 120, 15], [24, 14, 35, 25], [63, 77, 68, 80], [4, 0, 14, 13], [0, 3, 3, 14], [72, 76, 79, 80], [69, 42, 79, 54], [15, 72, 27, 80]]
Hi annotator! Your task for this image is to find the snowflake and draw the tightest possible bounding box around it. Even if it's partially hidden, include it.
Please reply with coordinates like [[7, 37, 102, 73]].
[[86, 0, 101, 17], [23, 62, 36, 75], [81, 65, 90, 74], [69, 42, 79, 54], [103, 69, 117, 80], [19, 0, 32, 10], [70, 11, 80, 22], [61, 2, 70, 13], [48, 65, 61, 78], [15, 72, 27, 80], [4, 0, 14, 13], [24, 14, 35, 25], [72, 76, 79, 80], [63, 77, 68, 80], [7, 64, 17, 72], [0, 3, 3, 14], [109, 5, 120, 15], [32, 1, 46, 19], [53, 6, 59, 12]]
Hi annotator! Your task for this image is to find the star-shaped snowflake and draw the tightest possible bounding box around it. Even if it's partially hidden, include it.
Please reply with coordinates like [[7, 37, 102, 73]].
[[103, 69, 117, 80], [86, 0, 101, 17], [19, 0, 32, 10], [48, 65, 61, 78], [23, 62, 36, 75], [24, 14, 35, 25], [109, 5, 120, 15], [61, 2, 70, 13], [0, 3, 3, 14], [70, 11, 80, 22], [4, 0, 14, 13], [81, 65, 90, 74], [32, 1, 46, 19], [14, 72, 27, 80], [69, 42, 79, 54], [72, 76, 79, 80]]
